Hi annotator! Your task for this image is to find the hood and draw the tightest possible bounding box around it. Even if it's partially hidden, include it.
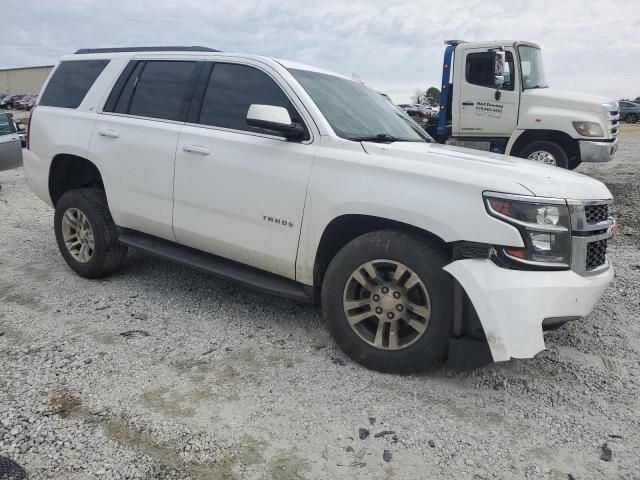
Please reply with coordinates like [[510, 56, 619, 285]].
[[361, 141, 612, 200], [520, 88, 613, 114]]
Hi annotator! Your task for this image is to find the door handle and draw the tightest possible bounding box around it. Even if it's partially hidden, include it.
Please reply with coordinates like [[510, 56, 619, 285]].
[[182, 145, 210, 155], [99, 129, 120, 138], [462, 101, 475, 106]]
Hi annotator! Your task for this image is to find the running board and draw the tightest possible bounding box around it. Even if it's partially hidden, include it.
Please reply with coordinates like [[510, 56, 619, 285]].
[[118, 229, 311, 303]]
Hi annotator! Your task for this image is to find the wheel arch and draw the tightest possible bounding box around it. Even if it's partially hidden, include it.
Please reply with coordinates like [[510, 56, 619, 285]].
[[49, 154, 104, 206], [311, 214, 450, 293], [508, 129, 580, 168]]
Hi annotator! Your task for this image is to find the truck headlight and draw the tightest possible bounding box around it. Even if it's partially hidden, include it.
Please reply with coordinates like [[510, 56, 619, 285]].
[[572, 121, 604, 137], [484, 193, 571, 268]]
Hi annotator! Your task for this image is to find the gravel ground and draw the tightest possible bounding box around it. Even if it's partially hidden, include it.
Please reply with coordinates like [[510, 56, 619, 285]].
[[1, 125, 639, 480]]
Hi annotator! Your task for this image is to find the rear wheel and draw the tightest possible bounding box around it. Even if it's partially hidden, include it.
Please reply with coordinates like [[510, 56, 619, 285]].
[[321, 230, 452, 373], [626, 113, 638, 124], [517, 140, 569, 169], [54, 188, 127, 278]]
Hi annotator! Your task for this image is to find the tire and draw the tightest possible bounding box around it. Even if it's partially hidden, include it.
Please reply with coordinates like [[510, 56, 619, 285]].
[[54, 188, 127, 278], [321, 230, 453, 373], [626, 113, 638, 124], [517, 140, 569, 169]]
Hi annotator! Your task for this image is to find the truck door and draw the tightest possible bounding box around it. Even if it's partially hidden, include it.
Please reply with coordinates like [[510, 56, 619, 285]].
[[456, 47, 519, 137]]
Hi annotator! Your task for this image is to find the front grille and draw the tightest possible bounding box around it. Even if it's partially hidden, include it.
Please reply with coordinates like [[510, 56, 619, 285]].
[[586, 239, 607, 270], [568, 200, 613, 275], [585, 204, 609, 224]]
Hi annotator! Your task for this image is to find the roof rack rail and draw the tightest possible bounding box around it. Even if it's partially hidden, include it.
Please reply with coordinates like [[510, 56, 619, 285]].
[[74, 46, 221, 54]]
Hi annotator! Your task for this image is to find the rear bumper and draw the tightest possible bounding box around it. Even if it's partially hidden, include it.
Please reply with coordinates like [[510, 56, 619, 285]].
[[579, 138, 618, 163], [22, 148, 53, 206], [444, 258, 613, 362]]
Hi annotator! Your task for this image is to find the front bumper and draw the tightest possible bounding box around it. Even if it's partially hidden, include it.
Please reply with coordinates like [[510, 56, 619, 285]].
[[444, 258, 613, 362], [579, 138, 618, 163]]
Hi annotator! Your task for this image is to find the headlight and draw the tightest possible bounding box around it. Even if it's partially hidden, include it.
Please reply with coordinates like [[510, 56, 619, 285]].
[[572, 121, 604, 137], [484, 193, 571, 268]]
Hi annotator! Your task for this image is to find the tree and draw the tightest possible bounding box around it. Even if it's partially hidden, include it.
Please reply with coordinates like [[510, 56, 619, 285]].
[[425, 87, 441, 106], [410, 89, 425, 104]]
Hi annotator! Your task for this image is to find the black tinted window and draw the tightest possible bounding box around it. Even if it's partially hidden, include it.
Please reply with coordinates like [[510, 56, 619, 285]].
[[40, 60, 109, 108], [466, 52, 515, 91], [199, 63, 304, 135], [0, 113, 13, 135], [126, 61, 197, 121]]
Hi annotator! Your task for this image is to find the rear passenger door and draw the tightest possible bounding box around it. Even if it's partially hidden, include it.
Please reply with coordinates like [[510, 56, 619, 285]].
[[173, 61, 316, 279], [91, 59, 199, 241]]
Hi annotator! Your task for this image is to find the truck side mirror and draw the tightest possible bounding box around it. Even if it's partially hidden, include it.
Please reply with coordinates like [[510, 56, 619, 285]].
[[494, 50, 506, 88]]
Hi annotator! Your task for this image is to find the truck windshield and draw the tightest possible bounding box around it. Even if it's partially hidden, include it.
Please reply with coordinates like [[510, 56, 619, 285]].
[[518, 46, 547, 90], [289, 69, 431, 143]]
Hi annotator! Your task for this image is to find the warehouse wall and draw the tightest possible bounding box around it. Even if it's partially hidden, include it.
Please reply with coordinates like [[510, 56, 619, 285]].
[[0, 66, 54, 96]]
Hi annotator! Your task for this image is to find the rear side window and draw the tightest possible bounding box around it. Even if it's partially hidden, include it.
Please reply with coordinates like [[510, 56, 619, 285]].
[[40, 60, 109, 108], [106, 61, 197, 121], [198, 63, 305, 136]]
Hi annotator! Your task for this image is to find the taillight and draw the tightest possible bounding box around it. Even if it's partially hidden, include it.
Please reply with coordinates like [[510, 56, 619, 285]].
[[26, 106, 34, 149]]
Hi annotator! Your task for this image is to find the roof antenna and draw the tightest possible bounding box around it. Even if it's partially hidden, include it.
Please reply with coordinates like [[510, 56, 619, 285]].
[[351, 73, 364, 84]]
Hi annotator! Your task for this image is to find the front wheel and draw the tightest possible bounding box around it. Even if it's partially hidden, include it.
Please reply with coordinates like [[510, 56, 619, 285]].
[[321, 230, 453, 373], [626, 113, 638, 124], [517, 140, 569, 169]]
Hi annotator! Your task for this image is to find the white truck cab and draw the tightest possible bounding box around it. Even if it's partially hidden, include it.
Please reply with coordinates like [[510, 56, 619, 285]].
[[432, 40, 619, 169], [23, 47, 614, 372]]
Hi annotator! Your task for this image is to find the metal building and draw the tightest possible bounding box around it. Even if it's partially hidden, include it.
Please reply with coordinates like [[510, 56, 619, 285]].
[[0, 66, 54, 96]]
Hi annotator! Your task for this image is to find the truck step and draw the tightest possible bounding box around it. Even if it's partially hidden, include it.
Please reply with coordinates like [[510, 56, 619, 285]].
[[118, 229, 311, 303]]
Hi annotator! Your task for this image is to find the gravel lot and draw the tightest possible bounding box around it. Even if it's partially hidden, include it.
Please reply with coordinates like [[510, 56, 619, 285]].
[[1, 126, 639, 480]]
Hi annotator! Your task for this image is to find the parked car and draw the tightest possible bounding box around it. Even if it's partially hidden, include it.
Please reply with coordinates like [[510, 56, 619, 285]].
[[14, 95, 35, 110], [0, 112, 22, 171], [619, 100, 640, 123], [0, 94, 26, 109], [24, 47, 614, 372]]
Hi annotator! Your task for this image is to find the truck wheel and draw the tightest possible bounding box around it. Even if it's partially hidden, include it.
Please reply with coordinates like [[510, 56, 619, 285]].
[[54, 188, 127, 278], [518, 141, 569, 169], [626, 113, 638, 124], [321, 230, 452, 373]]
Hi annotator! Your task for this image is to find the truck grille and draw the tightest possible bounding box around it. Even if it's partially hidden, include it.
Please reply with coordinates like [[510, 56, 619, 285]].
[[606, 104, 620, 138], [586, 239, 607, 270], [568, 200, 612, 275], [585, 204, 609, 224]]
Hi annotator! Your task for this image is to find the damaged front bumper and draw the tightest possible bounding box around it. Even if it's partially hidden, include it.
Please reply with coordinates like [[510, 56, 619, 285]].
[[444, 258, 613, 362]]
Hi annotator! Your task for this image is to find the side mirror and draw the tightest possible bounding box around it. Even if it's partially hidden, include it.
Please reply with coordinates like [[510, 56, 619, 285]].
[[246, 104, 305, 140], [494, 50, 506, 88]]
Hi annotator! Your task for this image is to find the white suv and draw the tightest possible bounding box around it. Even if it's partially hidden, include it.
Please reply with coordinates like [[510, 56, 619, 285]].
[[24, 47, 614, 372]]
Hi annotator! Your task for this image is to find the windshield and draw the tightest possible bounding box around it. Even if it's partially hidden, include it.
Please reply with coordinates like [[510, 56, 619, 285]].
[[518, 46, 547, 90], [289, 69, 431, 143]]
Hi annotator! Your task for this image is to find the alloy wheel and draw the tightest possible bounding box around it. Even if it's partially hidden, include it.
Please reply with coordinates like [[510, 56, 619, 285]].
[[61, 208, 95, 263], [342, 259, 431, 350]]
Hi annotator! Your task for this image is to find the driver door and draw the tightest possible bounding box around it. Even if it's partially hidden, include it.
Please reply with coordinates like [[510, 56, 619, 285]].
[[456, 48, 519, 137]]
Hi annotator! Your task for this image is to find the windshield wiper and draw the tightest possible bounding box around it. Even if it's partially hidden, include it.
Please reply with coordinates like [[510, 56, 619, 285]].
[[348, 133, 421, 143]]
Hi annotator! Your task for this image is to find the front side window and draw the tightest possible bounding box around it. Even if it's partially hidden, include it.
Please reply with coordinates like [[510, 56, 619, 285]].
[[40, 60, 109, 108], [289, 69, 430, 142], [465, 51, 515, 91], [198, 63, 306, 137], [518, 46, 547, 90]]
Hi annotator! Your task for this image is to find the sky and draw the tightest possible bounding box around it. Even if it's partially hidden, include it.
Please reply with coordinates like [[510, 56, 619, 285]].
[[2, 0, 639, 103]]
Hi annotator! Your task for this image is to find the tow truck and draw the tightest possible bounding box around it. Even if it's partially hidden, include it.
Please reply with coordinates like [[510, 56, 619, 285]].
[[428, 40, 619, 169]]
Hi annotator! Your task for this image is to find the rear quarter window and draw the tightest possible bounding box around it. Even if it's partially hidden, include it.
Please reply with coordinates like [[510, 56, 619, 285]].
[[39, 60, 110, 109]]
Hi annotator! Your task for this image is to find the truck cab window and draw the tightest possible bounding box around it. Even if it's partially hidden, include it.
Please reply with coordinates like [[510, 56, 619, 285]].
[[466, 52, 515, 91]]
